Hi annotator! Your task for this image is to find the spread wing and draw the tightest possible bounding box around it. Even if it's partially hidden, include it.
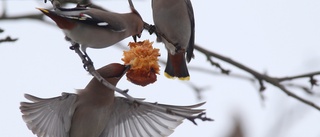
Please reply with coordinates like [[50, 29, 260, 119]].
[[20, 93, 77, 137], [100, 97, 205, 137]]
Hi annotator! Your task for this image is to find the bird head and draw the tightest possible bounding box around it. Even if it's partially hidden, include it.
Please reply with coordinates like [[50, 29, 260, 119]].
[[96, 63, 130, 85]]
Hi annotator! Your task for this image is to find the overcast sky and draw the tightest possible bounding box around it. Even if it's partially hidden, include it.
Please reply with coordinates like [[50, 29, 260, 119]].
[[1, 0, 320, 137]]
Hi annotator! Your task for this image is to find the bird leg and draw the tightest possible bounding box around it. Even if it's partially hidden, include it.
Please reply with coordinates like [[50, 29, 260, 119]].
[[66, 37, 93, 70], [144, 22, 182, 52], [69, 44, 91, 70]]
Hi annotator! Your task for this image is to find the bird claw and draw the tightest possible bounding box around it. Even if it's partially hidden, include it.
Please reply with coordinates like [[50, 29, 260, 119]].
[[82, 54, 94, 71], [148, 25, 156, 35], [187, 112, 214, 125], [68, 40, 80, 50]]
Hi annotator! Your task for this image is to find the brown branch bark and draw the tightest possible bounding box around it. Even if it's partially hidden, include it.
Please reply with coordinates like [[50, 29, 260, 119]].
[[194, 45, 320, 110], [0, 36, 18, 43], [276, 72, 320, 82]]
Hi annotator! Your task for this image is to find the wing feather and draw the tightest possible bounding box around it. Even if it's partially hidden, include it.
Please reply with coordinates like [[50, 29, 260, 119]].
[[99, 97, 205, 137], [20, 93, 77, 137]]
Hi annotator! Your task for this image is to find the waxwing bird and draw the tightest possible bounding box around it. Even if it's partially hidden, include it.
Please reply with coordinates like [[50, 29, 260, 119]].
[[37, 3, 144, 57], [20, 63, 209, 137], [152, 0, 195, 80]]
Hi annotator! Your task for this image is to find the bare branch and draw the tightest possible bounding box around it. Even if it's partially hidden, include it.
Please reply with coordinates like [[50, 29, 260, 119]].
[[184, 81, 210, 100], [276, 71, 320, 82], [205, 55, 230, 75], [194, 45, 320, 111], [0, 36, 18, 43], [284, 83, 315, 95]]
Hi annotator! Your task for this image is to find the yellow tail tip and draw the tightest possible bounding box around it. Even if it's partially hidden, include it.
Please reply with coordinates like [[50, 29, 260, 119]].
[[164, 73, 175, 79], [164, 72, 190, 81], [36, 8, 49, 14], [178, 76, 190, 81]]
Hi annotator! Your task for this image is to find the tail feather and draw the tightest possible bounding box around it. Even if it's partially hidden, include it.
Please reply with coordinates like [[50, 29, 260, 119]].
[[164, 52, 190, 80]]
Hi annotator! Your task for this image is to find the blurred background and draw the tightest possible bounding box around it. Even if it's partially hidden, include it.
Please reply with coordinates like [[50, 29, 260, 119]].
[[1, 0, 320, 137]]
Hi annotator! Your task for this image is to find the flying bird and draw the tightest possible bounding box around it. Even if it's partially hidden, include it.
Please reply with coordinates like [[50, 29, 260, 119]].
[[20, 63, 209, 137]]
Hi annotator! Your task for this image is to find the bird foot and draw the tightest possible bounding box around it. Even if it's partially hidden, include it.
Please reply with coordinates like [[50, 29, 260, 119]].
[[82, 53, 94, 71], [148, 24, 156, 35]]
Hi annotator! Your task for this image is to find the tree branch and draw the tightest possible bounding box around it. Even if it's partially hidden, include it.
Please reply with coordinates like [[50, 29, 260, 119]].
[[276, 72, 320, 82], [0, 36, 18, 43], [194, 45, 320, 110]]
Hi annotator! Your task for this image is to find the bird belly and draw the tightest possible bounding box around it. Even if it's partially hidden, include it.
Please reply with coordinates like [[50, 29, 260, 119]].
[[153, 6, 191, 55]]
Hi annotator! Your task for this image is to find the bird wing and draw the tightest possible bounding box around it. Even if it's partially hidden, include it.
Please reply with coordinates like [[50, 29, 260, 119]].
[[57, 7, 126, 32], [20, 93, 77, 137], [100, 97, 205, 137], [185, 0, 195, 62]]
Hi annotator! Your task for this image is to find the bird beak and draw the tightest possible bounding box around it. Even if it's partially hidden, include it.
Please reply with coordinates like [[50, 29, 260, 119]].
[[124, 65, 131, 73], [119, 65, 131, 78]]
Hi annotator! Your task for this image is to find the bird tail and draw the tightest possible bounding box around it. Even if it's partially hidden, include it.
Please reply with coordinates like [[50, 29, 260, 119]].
[[164, 52, 190, 80]]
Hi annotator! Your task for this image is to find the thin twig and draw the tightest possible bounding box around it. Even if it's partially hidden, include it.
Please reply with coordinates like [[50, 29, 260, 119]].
[[284, 83, 315, 95], [194, 45, 269, 90], [0, 13, 45, 21], [276, 72, 320, 82], [194, 45, 320, 111], [0, 36, 18, 43], [184, 81, 210, 100], [205, 55, 230, 75]]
